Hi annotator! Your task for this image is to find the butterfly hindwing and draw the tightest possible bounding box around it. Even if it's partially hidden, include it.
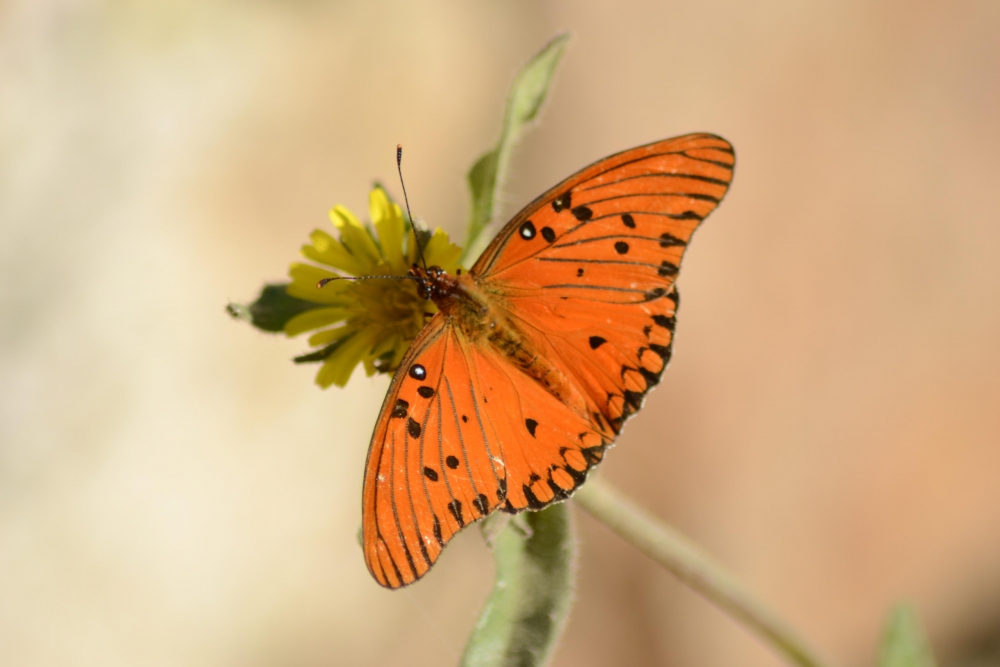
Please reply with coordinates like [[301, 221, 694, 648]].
[[462, 340, 613, 513], [501, 285, 680, 435], [362, 318, 507, 588]]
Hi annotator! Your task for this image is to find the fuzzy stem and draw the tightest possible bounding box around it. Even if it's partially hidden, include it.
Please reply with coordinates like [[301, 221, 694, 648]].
[[573, 477, 835, 667]]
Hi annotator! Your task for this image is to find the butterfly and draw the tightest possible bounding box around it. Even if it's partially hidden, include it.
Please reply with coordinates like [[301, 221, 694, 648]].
[[362, 133, 734, 588]]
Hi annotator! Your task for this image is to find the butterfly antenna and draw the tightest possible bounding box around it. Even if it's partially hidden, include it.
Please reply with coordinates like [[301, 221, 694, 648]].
[[397, 144, 428, 271], [317, 274, 419, 288]]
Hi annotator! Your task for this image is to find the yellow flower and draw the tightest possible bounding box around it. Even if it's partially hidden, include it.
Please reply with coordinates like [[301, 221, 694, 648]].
[[286, 186, 463, 388]]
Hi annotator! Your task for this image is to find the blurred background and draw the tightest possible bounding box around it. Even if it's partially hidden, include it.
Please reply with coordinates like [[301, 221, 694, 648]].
[[2, 1, 999, 666]]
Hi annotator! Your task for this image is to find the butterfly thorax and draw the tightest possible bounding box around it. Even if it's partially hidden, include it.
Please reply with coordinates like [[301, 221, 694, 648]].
[[411, 264, 583, 412], [410, 265, 461, 304]]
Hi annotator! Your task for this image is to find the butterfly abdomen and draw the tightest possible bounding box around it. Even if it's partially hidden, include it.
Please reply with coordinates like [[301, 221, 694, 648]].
[[442, 274, 584, 414], [485, 320, 578, 406]]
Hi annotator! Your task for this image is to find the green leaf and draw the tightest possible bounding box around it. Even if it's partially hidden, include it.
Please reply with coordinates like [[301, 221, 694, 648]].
[[877, 604, 937, 667], [227, 283, 323, 333], [463, 33, 570, 263], [460, 503, 576, 667]]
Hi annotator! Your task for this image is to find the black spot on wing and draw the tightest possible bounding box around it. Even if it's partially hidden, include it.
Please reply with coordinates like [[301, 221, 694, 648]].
[[546, 477, 571, 501], [447, 500, 464, 526], [644, 287, 667, 301], [658, 261, 678, 277], [525, 419, 538, 437], [652, 314, 676, 330], [409, 365, 426, 380], [649, 343, 673, 364], [559, 459, 587, 485], [446, 455, 460, 469], [519, 221, 536, 240], [608, 412, 624, 433], [589, 336, 607, 349], [623, 389, 644, 411], [582, 444, 606, 465], [416, 531, 432, 568], [541, 226, 556, 243], [472, 493, 489, 516], [417, 386, 435, 398], [552, 191, 572, 212], [407, 417, 421, 438], [621, 213, 636, 228], [423, 466, 439, 482], [614, 241, 629, 255], [391, 399, 408, 419], [675, 210, 704, 220], [571, 205, 593, 221], [637, 364, 661, 388], [660, 232, 687, 248], [523, 484, 545, 510]]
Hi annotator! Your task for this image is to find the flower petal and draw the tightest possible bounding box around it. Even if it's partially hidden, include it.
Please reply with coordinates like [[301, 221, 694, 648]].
[[315, 330, 372, 388], [287, 263, 355, 304], [423, 228, 464, 272], [370, 188, 407, 272], [308, 323, 353, 347], [302, 229, 369, 276], [279, 188, 469, 387], [405, 223, 420, 266], [285, 307, 351, 337], [390, 338, 411, 369], [330, 205, 382, 269], [368, 331, 400, 359]]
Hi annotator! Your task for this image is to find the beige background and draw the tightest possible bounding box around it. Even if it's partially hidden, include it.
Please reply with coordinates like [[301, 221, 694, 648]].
[[2, 1, 999, 666]]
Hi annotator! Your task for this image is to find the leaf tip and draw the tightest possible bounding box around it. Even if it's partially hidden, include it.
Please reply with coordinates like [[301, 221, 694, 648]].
[[226, 302, 251, 322], [877, 603, 937, 667]]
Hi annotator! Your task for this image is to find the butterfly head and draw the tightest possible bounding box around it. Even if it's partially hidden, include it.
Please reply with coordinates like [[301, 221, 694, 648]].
[[409, 264, 461, 306]]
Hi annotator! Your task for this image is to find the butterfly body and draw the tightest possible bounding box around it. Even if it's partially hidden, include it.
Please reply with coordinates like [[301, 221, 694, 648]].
[[364, 134, 735, 588], [412, 264, 590, 415]]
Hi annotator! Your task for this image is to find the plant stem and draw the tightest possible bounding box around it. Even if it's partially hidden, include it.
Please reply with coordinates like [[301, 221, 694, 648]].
[[572, 477, 835, 667]]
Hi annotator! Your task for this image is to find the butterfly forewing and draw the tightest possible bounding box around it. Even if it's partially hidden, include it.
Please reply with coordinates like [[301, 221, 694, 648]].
[[472, 133, 733, 285], [471, 134, 732, 437], [363, 319, 507, 588]]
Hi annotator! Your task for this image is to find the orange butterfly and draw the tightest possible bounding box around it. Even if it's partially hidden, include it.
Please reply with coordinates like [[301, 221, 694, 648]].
[[363, 133, 734, 587]]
